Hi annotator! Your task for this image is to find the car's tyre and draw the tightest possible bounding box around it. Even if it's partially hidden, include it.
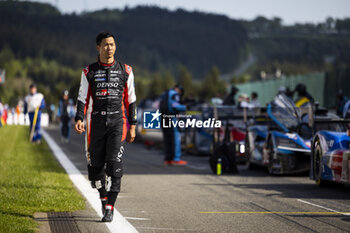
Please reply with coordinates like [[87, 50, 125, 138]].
[[313, 138, 326, 187], [245, 132, 253, 169], [267, 136, 279, 175]]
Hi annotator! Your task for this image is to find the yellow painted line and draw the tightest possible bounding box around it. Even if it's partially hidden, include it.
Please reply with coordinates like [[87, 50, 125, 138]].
[[200, 211, 350, 215]]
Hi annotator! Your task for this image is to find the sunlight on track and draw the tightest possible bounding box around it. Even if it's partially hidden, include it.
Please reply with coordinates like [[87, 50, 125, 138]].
[[200, 211, 350, 215]]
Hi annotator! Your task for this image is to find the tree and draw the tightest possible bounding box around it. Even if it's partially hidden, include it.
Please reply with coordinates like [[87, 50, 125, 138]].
[[148, 72, 163, 99], [200, 66, 226, 100], [177, 66, 196, 98], [162, 70, 175, 90]]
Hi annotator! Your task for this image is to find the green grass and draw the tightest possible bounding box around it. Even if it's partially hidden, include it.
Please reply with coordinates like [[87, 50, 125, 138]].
[[0, 125, 85, 233]]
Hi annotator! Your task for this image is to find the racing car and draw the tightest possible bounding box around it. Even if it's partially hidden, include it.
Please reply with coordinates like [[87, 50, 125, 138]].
[[245, 93, 312, 175], [184, 105, 254, 160], [310, 117, 350, 186], [183, 106, 214, 155]]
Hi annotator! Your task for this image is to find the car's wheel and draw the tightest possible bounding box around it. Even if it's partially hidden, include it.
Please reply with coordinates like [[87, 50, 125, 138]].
[[245, 132, 252, 167], [245, 132, 256, 169], [267, 136, 279, 175], [313, 138, 326, 187]]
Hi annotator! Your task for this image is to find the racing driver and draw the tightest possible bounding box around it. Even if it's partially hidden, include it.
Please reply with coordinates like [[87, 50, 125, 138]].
[[74, 32, 137, 222]]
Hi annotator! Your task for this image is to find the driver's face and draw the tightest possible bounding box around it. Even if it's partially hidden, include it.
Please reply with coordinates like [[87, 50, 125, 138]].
[[97, 37, 116, 60]]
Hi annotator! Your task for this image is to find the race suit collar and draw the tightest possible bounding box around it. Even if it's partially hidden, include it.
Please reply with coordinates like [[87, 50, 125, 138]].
[[97, 55, 116, 67]]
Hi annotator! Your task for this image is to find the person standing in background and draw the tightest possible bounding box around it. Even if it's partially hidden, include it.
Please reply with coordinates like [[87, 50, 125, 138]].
[[250, 92, 261, 108], [160, 85, 187, 165], [24, 84, 45, 143], [0, 99, 4, 127], [336, 89, 348, 117], [57, 90, 75, 143], [223, 86, 239, 105], [15, 104, 21, 125], [294, 83, 314, 107]]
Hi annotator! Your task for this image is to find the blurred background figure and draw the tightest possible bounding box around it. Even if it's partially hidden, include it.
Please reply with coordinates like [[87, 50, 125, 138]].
[[250, 92, 261, 108], [49, 103, 57, 124], [24, 84, 45, 143], [277, 86, 294, 99], [336, 89, 348, 117], [278, 86, 287, 95], [57, 90, 75, 143], [0, 99, 4, 127], [15, 103, 21, 125], [2, 103, 8, 125], [238, 93, 250, 108], [211, 92, 224, 106], [286, 87, 294, 99], [223, 86, 239, 105], [294, 83, 314, 107], [343, 99, 350, 119], [160, 84, 187, 165]]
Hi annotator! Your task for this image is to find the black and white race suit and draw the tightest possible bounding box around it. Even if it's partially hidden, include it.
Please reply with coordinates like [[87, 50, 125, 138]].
[[75, 60, 136, 192]]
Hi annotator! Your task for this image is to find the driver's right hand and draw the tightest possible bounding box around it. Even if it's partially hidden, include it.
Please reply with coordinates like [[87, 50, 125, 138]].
[[74, 120, 85, 134]]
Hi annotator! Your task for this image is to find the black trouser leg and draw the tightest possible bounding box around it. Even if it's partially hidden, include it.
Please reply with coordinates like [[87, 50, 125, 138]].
[[61, 117, 69, 138], [87, 164, 107, 198], [107, 177, 121, 206], [162, 128, 174, 161]]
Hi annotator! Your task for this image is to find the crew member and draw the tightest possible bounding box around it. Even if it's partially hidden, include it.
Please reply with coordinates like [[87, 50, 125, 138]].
[[57, 90, 75, 143], [24, 84, 45, 143], [294, 83, 314, 107], [161, 85, 187, 165]]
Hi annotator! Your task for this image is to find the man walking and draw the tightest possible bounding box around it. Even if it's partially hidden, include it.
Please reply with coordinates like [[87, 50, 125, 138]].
[[74, 32, 137, 222], [24, 84, 45, 143]]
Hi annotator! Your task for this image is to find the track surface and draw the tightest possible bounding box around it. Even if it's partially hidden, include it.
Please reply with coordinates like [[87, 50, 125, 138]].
[[46, 126, 350, 233]]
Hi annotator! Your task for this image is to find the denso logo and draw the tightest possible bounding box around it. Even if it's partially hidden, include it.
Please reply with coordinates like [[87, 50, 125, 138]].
[[97, 82, 118, 88]]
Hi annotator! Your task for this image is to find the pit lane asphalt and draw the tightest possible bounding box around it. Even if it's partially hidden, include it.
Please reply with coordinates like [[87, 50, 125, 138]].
[[45, 126, 350, 233]]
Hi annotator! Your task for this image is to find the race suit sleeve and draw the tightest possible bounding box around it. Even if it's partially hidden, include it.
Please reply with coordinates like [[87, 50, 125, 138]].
[[123, 65, 137, 125], [75, 67, 91, 122]]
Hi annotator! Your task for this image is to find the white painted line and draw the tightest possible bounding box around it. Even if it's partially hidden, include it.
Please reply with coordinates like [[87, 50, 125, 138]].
[[42, 130, 138, 233], [124, 217, 150, 221], [297, 199, 350, 216]]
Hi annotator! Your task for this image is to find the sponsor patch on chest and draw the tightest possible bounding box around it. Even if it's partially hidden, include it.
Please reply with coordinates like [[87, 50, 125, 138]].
[[95, 77, 106, 81], [110, 77, 120, 82]]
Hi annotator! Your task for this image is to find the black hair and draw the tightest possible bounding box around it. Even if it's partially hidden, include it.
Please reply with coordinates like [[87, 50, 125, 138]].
[[295, 83, 306, 94], [252, 92, 258, 99], [29, 83, 36, 89], [174, 84, 184, 96], [96, 32, 115, 45], [231, 86, 238, 94]]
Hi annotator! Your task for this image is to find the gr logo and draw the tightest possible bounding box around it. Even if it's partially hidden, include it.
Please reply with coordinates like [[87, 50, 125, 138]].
[[143, 110, 162, 129]]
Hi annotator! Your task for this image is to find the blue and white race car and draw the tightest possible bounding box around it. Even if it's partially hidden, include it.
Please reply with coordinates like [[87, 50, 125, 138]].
[[246, 93, 312, 174], [310, 119, 350, 186]]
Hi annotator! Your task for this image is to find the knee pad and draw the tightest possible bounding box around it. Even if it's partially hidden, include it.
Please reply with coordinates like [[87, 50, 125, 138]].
[[106, 160, 123, 178], [87, 164, 105, 181], [90, 179, 105, 189], [107, 177, 121, 193]]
